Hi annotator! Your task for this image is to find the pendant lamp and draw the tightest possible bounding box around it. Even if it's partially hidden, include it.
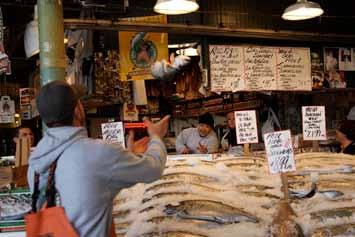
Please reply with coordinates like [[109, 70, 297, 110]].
[[282, 0, 324, 21], [154, 0, 199, 15]]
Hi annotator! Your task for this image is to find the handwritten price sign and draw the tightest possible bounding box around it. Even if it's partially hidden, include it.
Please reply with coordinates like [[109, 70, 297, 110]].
[[302, 106, 326, 141], [264, 130, 296, 174], [235, 110, 258, 144], [101, 122, 125, 148]]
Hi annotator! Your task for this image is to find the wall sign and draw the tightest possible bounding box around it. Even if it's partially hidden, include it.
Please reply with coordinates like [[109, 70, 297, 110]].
[[0, 96, 15, 123], [209, 45, 311, 92], [264, 130, 296, 174], [119, 15, 168, 81], [302, 106, 327, 141], [235, 110, 258, 144], [101, 122, 125, 148]]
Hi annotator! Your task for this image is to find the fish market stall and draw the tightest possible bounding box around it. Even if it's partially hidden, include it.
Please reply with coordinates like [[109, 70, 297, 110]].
[[113, 152, 355, 237]]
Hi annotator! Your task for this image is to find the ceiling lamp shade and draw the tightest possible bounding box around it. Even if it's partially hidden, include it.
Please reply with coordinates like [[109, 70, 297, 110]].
[[24, 5, 39, 58], [282, 0, 324, 21], [154, 0, 199, 15]]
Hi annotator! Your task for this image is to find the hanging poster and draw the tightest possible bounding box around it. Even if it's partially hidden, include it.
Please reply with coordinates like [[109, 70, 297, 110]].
[[302, 106, 327, 141], [0, 96, 15, 123], [209, 45, 311, 91], [264, 130, 296, 174], [119, 15, 168, 81], [235, 110, 258, 144], [0, 7, 10, 75], [101, 121, 125, 148], [324, 47, 355, 71]]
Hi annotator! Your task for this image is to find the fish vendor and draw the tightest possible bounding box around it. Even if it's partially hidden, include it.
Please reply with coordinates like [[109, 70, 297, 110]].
[[175, 112, 219, 154], [336, 120, 355, 155]]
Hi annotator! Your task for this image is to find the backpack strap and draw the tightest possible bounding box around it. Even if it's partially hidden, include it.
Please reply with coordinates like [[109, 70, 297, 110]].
[[31, 138, 81, 212]]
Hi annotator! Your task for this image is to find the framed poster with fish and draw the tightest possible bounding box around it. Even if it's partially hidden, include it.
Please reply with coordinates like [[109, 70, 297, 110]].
[[119, 15, 168, 81]]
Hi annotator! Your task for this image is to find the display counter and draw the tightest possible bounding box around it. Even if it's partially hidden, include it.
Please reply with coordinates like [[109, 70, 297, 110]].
[[113, 152, 355, 237]]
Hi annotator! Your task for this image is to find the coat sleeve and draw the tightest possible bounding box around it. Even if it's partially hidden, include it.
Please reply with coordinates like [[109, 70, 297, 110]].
[[175, 129, 187, 154], [107, 135, 167, 191]]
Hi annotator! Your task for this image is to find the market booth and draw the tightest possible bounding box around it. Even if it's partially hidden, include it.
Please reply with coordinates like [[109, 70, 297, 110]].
[[1, 0, 355, 237]]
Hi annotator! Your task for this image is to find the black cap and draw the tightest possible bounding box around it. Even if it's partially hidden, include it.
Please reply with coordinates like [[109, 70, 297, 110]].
[[199, 113, 214, 128], [338, 120, 355, 141], [36, 80, 79, 126]]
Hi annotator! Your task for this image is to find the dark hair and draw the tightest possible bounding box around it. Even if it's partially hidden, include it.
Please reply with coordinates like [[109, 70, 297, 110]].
[[338, 120, 355, 141], [15, 126, 32, 138], [36, 80, 79, 127], [199, 113, 214, 128]]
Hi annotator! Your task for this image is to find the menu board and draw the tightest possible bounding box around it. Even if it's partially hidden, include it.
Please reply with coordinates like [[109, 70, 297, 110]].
[[209, 46, 245, 92], [235, 110, 258, 144], [277, 48, 311, 90], [264, 130, 296, 174], [302, 106, 327, 141], [244, 47, 277, 90], [101, 122, 125, 148], [209, 45, 311, 91]]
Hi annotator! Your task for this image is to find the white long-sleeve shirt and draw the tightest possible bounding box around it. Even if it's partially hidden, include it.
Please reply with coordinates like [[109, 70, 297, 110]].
[[175, 127, 219, 154]]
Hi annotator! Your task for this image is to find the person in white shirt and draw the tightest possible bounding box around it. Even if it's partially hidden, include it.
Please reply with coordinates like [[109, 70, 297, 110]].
[[176, 113, 219, 154], [221, 111, 243, 155]]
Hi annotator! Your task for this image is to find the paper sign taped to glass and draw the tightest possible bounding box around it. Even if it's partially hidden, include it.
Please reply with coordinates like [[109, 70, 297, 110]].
[[0, 96, 15, 123], [119, 15, 168, 81]]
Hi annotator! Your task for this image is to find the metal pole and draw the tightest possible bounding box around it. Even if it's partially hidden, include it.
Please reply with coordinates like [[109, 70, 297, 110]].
[[38, 0, 66, 86]]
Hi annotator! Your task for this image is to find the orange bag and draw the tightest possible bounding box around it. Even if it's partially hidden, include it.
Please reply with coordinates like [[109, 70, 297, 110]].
[[25, 155, 116, 237], [25, 160, 79, 237]]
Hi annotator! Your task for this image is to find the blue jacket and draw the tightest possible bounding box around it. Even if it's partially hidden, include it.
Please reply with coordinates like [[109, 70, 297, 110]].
[[28, 126, 167, 237]]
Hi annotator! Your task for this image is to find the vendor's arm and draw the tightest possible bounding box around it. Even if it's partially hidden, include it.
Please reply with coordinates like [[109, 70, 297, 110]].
[[175, 129, 190, 154]]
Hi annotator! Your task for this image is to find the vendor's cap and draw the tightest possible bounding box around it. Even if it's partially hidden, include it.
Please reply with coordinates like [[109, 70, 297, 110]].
[[338, 120, 355, 141], [36, 80, 79, 126], [199, 113, 214, 128]]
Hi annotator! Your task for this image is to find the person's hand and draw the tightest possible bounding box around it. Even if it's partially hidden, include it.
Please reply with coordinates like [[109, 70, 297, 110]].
[[127, 130, 150, 154], [144, 115, 170, 139], [181, 147, 190, 154], [197, 142, 208, 154]]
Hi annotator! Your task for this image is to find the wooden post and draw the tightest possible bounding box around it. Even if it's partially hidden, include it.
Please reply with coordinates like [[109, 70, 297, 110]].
[[281, 172, 290, 201], [243, 143, 250, 155], [312, 141, 320, 152], [13, 137, 30, 187]]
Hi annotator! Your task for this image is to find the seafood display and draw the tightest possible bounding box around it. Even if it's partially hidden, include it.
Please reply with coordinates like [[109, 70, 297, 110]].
[[113, 152, 355, 237], [0, 191, 31, 221]]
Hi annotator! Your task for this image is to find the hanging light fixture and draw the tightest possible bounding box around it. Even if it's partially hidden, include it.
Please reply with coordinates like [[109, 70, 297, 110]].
[[154, 0, 199, 15], [282, 0, 324, 21]]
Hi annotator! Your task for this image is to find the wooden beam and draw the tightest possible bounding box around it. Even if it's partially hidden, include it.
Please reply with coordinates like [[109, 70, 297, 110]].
[[64, 19, 355, 44]]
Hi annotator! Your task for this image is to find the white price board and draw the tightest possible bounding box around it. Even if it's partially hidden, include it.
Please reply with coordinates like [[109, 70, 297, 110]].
[[264, 130, 296, 174], [302, 106, 327, 141], [235, 110, 258, 144], [101, 122, 125, 148], [209, 45, 311, 92]]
